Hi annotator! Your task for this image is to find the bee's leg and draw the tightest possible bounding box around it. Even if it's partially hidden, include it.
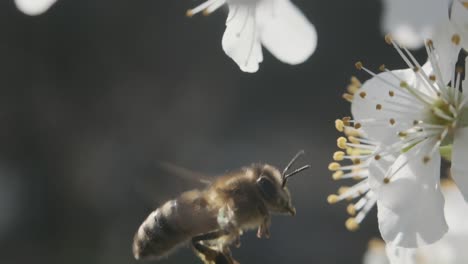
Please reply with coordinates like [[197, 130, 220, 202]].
[[192, 230, 237, 264], [256, 207, 271, 239]]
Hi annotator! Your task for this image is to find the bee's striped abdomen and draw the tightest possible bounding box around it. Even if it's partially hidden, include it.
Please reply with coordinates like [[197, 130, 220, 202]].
[[132, 190, 218, 260]]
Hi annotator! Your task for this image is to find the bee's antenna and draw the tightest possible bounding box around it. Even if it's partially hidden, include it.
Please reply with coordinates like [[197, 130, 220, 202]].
[[282, 150, 310, 187]]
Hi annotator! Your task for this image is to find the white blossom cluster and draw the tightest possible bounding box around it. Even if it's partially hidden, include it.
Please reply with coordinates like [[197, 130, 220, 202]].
[[327, 0, 468, 263]]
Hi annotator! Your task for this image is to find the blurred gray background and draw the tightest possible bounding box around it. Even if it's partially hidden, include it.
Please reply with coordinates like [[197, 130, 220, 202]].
[[0, 0, 427, 263]]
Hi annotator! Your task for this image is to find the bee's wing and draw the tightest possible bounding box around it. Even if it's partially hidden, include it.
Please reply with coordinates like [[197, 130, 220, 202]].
[[134, 161, 213, 206], [157, 161, 212, 185]]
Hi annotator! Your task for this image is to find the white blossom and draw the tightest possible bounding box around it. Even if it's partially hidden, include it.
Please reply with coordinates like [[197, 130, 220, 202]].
[[15, 0, 57, 16], [187, 0, 317, 72]]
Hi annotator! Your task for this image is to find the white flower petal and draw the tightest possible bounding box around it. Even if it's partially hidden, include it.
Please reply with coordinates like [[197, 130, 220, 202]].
[[442, 183, 468, 234], [351, 69, 424, 144], [451, 127, 468, 203], [430, 21, 461, 84], [15, 0, 57, 16], [371, 143, 447, 247], [377, 197, 447, 248], [385, 245, 417, 264], [451, 0, 468, 50], [256, 0, 316, 65], [381, 0, 450, 49], [222, 5, 263, 73]]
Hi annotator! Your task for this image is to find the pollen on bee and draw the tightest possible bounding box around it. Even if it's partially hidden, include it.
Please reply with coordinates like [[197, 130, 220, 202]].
[[333, 151, 345, 161], [335, 119, 345, 132], [337, 137, 348, 149], [347, 204, 356, 216], [345, 218, 359, 231], [328, 162, 341, 171], [452, 34, 461, 45], [327, 194, 339, 204], [332, 171, 344, 180]]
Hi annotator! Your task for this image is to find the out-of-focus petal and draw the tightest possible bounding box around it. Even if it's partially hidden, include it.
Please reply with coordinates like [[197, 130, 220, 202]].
[[385, 245, 417, 264], [442, 181, 468, 234], [222, 5, 263, 73], [351, 69, 425, 144], [381, 0, 450, 49], [256, 0, 316, 65], [451, 127, 468, 203], [369, 143, 447, 247], [15, 0, 57, 16]]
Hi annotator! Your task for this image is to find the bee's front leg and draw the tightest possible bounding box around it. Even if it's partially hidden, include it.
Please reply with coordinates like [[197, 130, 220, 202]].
[[256, 207, 271, 239]]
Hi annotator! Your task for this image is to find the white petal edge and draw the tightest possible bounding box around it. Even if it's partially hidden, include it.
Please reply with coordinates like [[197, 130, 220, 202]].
[[15, 0, 57, 16], [451, 127, 468, 203], [256, 0, 317, 65], [222, 5, 263, 73]]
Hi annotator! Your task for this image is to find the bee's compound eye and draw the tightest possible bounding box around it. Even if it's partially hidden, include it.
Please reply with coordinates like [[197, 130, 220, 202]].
[[256, 177, 277, 200]]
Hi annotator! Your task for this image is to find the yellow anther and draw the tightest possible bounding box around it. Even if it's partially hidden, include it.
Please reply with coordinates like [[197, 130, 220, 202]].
[[389, 91, 395, 97], [384, 34, 393, 45], [376, 104, 383, 110], [429, 75, 436, 81], [355, 61, 363, 70], [350, 76, 362, 87], [328, 162, 341, 171], [338, 186, 350, 195], [348, 136, 360, 144], [327, 194, 339, 204], [337, 137, 348, 149], [398, 131, 407, 138], [389, 118, 396, 125], [463, 1, 468, 8], [423, 156, 431, 164], [354, 123, 362, 129], [352, 158, 361, 165], [374, 154, 381, 160], [368, 238, 385, 250], [335, 119, 345, 132], [359, 92, 366, 99], [202, 9, 211, 16], [383, 178, 390, 184], [379, 64, 386, 72], [413, 66, 420, 72], [333, 151, 345, 161], [452, 34, 461, 45], [347, 204, 357, 216], [400, 81, 409, 88], [345, 218, 360, 231], [332, 171, 344, 180], [426, 39, 434, 48], [347, 84, 359, 94], [343, 93, 354, 102], [186, 9, 194, 17]]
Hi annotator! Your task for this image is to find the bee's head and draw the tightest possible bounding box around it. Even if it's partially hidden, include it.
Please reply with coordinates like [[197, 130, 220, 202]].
[[254, 151, 310, 216]]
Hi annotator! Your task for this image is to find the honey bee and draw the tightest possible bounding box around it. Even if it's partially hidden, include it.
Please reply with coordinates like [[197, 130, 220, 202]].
[[132, 151, 310, 264]]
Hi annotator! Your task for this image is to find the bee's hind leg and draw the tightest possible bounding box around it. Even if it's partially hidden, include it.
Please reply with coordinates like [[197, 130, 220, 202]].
[[191, 230, 239, 264]]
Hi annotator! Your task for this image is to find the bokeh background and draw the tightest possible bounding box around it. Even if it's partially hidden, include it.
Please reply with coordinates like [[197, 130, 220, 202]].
[[0, 0, 428, 263]]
